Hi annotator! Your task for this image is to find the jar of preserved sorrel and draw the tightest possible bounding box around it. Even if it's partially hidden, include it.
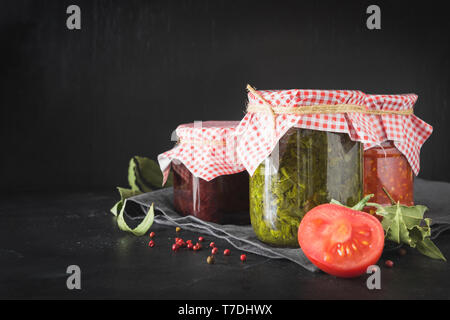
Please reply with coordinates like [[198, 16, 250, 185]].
[[250, 128, 363, 247], [236, 87, 368, 247], [158, 121, 249, 225], [362, 94, 433, 213]]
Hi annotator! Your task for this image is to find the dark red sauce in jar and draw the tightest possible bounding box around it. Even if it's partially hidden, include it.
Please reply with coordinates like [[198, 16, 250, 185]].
[[172, 162, 250, 225], [363, 141, 414, 214]]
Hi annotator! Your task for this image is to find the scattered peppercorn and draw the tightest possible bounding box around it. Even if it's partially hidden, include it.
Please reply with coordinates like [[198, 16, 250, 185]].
[[195, 242, 202, 249], [211, 247, 219, 255], [240, 254, 247, 262], [198, 236, 204, 242], [172, 243, 180, 252], [224, 249, 230, 256], [207, 255, 215, 264], [187, 243, 194, 250], [209, 242, 215, 248], [149, 232, 155, 238], [398, 248, 407, 256], [176, 227, 181, 233], [193, 245, 200, 251], [385, 260, 394, 268], [148, 240, 155, 247]]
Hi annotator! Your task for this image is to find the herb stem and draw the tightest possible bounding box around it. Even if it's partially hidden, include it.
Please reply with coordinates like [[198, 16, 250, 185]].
[[382, 187, 396, 205]]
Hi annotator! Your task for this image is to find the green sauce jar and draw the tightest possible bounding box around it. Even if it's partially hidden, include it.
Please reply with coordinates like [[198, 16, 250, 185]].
[[249, 128, 363, 247]]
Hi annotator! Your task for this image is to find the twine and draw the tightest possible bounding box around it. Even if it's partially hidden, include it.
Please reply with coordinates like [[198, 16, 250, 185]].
[[246, 84, 414, 117], [178, 138, 227, 146]]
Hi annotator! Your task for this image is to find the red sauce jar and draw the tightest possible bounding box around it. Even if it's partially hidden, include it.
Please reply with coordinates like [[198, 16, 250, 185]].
[[172, 162, 249, 224], [363, 141, 414, 214]]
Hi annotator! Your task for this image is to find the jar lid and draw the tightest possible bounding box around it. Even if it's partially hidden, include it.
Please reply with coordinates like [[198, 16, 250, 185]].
[[236, 87, 432, 176], [364, 94, 433, 175], [158, 121, 245, 183], [236, 88, 367, 176]]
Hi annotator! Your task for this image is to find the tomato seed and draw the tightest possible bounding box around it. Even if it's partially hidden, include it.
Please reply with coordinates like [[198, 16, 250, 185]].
[[398, 248, 407, 256], [176, 227, 181, 233]]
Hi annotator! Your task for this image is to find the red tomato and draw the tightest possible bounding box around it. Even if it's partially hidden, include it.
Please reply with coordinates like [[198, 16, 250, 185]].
[[298, 204, 384, 278]]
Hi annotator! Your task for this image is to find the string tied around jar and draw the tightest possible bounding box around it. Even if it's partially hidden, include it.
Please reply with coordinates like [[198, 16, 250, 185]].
[[245, 84, 415, 130]]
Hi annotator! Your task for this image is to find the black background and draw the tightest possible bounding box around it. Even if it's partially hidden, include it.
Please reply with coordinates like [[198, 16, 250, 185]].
[[1, 0, 449, 192]]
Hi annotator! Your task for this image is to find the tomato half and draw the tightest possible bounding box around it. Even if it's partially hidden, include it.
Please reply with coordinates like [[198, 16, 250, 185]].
[[298, 204, 384, 278]]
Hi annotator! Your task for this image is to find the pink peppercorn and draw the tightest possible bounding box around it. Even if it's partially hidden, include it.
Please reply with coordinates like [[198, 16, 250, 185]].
[[385, 260, 394, 268]]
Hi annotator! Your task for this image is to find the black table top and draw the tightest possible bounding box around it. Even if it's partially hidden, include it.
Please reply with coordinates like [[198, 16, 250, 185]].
[[1, 191, 450, 300]]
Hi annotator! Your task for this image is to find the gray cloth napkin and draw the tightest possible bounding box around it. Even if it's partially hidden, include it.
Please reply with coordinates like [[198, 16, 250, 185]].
[[123, 178, 450, 272]]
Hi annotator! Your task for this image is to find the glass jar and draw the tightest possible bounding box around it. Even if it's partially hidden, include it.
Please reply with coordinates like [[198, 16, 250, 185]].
[[363, 141, 414, 213], [172, 162, 250, 225], [250, 128, 363, 247]]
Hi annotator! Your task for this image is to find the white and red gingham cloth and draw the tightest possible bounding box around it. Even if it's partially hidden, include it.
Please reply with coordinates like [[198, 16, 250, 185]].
[[158, 121, 245, 183], [235, 89, 433, 176], [364, 94, 433, 175]]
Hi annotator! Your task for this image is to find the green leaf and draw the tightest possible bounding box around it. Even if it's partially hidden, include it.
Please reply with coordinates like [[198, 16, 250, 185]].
[[396, 205, 427, 229], [128, 158, 141, 192], [416, 238, 447, 261], [110, 201, 122, 216], [110, 187, 142, 216], [330, 199, 344, 206], [128, 156, 173, 192], [134, 156, 167, 189], [351, 194, 374, 211], [385, 203, 411, 245], [117, 201, 154, 236], [332, 197, 446, 262]]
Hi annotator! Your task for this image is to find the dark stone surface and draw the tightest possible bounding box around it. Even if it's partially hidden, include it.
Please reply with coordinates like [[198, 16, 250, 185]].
[[1, 191, 450, 300]]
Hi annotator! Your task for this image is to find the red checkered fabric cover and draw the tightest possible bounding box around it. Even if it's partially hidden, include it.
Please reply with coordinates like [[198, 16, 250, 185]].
[[158, 121, 245, 183], [364, 94, 433, 175], [235, 89, 432, 176]]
